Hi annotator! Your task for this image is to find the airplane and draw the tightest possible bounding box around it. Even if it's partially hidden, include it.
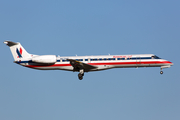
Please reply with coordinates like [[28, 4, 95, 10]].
[[4, 41, 173, 80]]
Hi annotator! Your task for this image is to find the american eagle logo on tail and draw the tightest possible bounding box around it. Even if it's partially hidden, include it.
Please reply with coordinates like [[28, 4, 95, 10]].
[[16, 47, 22, 58]]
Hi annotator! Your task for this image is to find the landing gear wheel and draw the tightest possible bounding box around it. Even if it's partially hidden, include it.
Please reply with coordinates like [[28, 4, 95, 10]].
[[79, 76, 83, 80], [78, 73, 83, 80], [160, 71, 163, 74]]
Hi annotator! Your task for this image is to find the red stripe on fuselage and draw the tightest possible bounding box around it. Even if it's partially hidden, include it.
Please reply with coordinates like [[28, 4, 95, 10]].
[[89, 60, 172, 65], [25, 63, 71, 68], [25, 61, 172, 68]]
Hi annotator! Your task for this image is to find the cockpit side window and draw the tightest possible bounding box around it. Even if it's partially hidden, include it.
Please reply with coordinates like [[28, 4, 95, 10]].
[[152, 55, 161, 59], [155, 55, 160, 59]]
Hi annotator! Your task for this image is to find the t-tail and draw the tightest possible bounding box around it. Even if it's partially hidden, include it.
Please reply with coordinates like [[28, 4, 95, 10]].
[[4, 41, 32, 61]]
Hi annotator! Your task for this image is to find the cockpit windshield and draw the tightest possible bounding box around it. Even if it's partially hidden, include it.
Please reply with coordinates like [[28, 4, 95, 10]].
[[152, 55, 161, 59]]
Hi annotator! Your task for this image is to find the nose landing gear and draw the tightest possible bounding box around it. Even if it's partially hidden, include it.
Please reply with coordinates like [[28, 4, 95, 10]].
[[160, 68, 163, 74], [160, 65, 172, 75]]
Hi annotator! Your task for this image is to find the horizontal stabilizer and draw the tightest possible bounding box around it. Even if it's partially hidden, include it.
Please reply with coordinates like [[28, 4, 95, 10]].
[[4, 41, 18, 47]]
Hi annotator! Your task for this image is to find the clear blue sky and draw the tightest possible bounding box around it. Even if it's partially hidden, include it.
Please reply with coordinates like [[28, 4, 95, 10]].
[[1, 0, 180, 120]]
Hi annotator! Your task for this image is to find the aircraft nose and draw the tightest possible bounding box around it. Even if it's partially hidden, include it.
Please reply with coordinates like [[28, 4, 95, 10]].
[[168, 61, 173, 66]]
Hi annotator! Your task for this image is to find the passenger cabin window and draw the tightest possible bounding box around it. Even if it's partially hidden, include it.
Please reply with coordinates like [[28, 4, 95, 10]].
[[91, 59, 97, 61], [108, 58, 115, 60], [75, 59, 83, 61], [62, 60, 68, 62]]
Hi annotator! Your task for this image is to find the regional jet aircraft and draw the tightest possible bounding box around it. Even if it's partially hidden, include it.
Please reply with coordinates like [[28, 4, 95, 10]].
[[4, 41, 173, 80]]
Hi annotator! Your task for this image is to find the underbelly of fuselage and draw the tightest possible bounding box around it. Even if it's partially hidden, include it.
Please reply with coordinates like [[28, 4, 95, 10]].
[[22, 62, 166, 72]]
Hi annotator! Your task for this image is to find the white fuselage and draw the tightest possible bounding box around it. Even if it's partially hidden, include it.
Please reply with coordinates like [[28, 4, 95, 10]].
[[4, 41, 173, 80], [17, 54, 173, 72]]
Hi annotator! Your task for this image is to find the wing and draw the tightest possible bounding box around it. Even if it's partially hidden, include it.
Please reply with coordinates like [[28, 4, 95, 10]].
[[67, 59, 97, 71]]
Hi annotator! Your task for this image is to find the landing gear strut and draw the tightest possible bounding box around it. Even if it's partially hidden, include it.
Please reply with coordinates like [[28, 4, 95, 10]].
[[160, 68, 163, 74], [78, 69, 84, 80]]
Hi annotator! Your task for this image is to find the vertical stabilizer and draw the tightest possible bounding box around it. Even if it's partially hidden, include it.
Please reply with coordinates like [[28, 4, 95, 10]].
[[4, 41, 32, 61]]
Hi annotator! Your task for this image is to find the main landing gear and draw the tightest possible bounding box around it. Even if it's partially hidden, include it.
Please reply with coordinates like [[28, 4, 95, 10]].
[[78, 69, 84, 80]]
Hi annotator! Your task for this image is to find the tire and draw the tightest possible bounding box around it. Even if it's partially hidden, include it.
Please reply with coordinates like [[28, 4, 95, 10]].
[[79, 76, 83, 80], [78, 73, 83, 80]]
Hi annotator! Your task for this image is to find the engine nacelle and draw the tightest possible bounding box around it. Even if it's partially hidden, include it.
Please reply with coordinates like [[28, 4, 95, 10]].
[[32, 55, 57, 64]]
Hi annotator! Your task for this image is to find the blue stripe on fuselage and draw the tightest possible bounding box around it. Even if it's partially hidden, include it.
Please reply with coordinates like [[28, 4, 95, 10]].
[[16, 60, 32, 64], [16, 57, 159, 64]]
